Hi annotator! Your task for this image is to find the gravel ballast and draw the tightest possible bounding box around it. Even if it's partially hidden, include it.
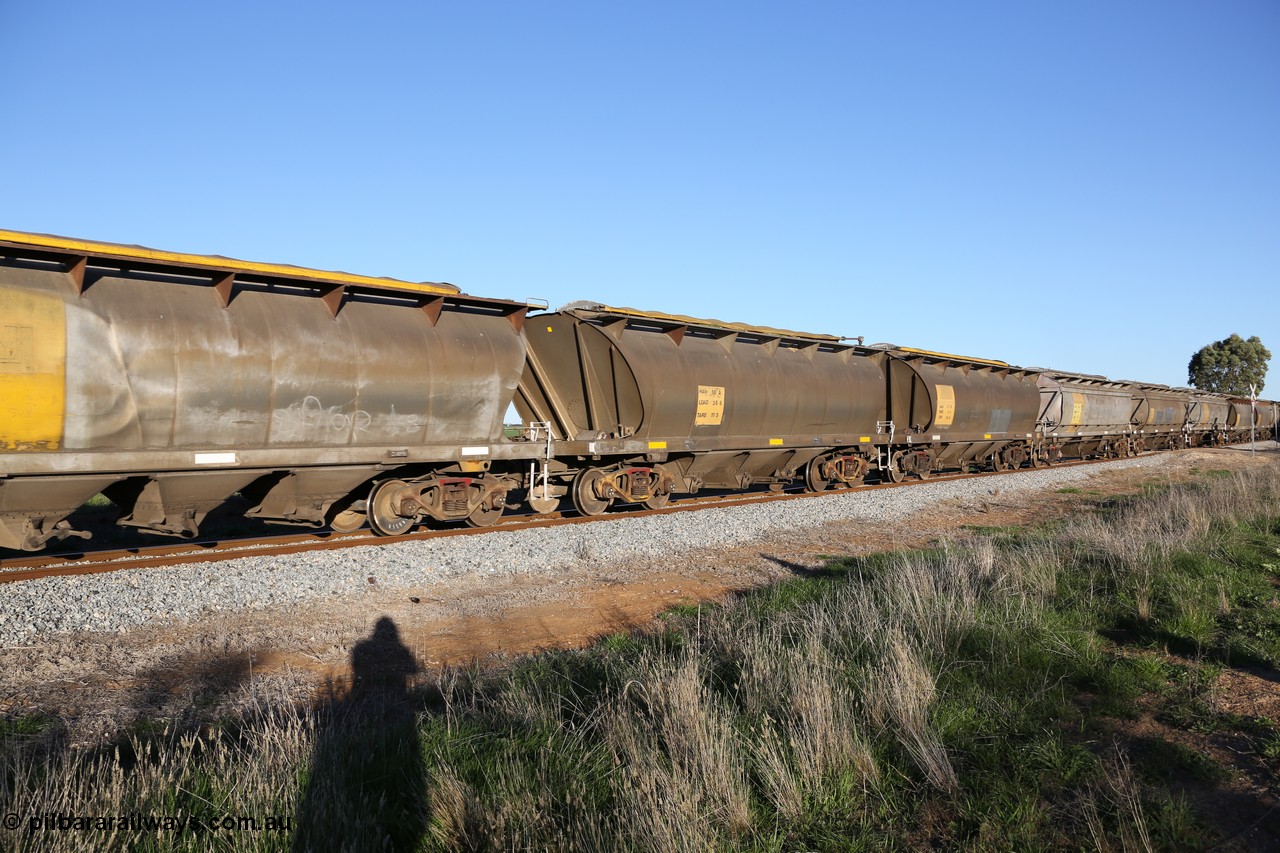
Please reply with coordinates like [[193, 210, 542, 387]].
[[0, 449, 1271, 646]]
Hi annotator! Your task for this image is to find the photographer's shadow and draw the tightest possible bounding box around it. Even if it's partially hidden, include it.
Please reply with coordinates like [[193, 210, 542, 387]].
[[293, 616, 428, 853]]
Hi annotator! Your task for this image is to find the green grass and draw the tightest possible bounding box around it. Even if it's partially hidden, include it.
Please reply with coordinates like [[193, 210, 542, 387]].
[[0, 713, 57, 738]]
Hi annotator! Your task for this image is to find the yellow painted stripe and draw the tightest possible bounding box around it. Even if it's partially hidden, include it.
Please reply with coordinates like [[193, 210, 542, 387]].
[[595, 305, 841, 343], [769, 438, 783, 446], [859, 436, 871, 443], [896, 345, 1008, 367], [648, 440, 667, 449], [0, 286, 65, 450], [0, 229, 458, 295]]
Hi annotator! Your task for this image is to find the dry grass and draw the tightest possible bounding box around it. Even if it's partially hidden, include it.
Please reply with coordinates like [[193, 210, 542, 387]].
[[1079, 744, 1155, 853], [3, 701, 314, 852]]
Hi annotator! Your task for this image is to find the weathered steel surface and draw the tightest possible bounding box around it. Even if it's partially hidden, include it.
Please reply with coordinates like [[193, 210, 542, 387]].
[[0, 233, 530, 549], [519, 307, 884, 445], [879, 351, 1041, 442], [1233, 398, 1278, 432], [1186, 393, 1232, 433], [0, 229, 460, 296], [1129, 385, 1192, 433], [1035, 373, 1134, 438], [0, 270, 525, 465]]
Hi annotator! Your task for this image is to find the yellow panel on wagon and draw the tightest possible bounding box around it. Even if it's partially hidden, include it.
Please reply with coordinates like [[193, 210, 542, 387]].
[[0, 286, 66, 450]]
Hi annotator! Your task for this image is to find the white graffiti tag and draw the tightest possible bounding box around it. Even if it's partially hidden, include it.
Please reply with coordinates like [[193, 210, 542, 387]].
[[271, 396, 372, 443], [382, 404, 426, 437]]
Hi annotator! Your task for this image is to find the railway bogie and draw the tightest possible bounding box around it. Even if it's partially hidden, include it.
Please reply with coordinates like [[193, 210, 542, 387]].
[[363, 471, 516, 534]]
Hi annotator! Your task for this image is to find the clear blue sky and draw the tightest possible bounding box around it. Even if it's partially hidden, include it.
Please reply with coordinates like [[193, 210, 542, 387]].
[[3, 1, 1277, 390]]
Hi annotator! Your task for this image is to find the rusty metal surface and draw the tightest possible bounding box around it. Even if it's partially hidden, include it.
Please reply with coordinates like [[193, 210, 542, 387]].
[[519, 308, 885, 445], [1242, 399, 1279, 431], [561, 302, 844, 343], [1, 261, 527, 471], [0, 229, 461, 296], [879, 351, 1041, 443], [0, 240, 533, 550], [1035, 373, 1134, 438], [1130, 385, 1192, 433], [1187, 393, 1232, 432]]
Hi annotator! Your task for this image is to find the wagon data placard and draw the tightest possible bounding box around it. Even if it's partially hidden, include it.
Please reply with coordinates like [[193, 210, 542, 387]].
[[695, 385, 725, 426]]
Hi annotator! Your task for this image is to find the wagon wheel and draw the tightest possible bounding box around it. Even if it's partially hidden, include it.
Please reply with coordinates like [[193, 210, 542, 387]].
[[643, 491, 671, 510], [992, 452, 1011, 472], [368, 479, 418, 536], [329, 508, 367, 533], [886, 452, 906, 483], [571, 468, 612, 517], [465, 500, 504, 528], [805, 458, 830, 492]]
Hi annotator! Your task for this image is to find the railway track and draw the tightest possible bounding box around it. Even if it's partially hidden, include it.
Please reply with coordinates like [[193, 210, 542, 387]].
[[0, 456, 1122, 584]]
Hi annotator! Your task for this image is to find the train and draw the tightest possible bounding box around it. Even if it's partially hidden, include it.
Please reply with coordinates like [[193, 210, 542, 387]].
[[1, 230, 1276, 552]]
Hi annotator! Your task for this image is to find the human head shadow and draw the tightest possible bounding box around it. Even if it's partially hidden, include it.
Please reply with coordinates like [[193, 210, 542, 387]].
[[760, 552, 835, 578], [293, 616, 430, 853]]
